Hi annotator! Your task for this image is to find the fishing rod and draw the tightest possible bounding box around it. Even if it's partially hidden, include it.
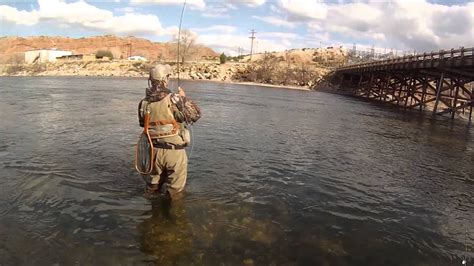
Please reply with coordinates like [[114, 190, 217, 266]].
[[176, 0, 186, 89], [175, 0, 196, 159]]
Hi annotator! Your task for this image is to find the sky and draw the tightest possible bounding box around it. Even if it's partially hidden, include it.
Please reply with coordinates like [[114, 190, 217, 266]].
[[0, 0, 473, 56]]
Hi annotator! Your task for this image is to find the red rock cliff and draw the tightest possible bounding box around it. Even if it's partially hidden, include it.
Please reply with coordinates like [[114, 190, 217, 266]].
[[0, 35, 218, 63]]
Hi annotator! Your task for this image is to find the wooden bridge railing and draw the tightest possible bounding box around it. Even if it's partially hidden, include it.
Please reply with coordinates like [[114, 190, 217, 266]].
[[337, 47, 474, 72]]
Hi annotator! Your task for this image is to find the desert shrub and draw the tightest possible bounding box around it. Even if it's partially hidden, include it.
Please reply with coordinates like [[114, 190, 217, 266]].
[[31, 63, 46, 74], [4, 65, 25, 75], [233, 56, 321, 87], [219, 53, 227, 64], [96, 50, 114, 60], [7, 53, 25, 64]]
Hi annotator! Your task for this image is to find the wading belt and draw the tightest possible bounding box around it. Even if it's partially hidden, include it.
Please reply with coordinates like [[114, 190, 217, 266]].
[[152, 141, 187, 150]]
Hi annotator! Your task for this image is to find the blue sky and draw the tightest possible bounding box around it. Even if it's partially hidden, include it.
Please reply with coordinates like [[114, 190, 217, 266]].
[[1, 0, 473, 55]]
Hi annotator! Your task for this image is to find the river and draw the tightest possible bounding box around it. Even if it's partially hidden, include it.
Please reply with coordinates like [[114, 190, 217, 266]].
[[0, 76, 472, 265]]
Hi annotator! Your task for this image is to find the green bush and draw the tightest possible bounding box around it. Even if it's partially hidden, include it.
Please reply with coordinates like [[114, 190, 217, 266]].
[[96, 50, 114, 59], [219, 53, 227, 64]]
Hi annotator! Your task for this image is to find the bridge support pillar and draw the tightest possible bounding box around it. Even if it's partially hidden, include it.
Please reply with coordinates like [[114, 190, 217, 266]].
[[451, 81, 460, 120], [356, 75, 363, 96], [420, 75, 428, 111], [470, 99, 473, 123], [366, 74, 374, 99], [432, 72, 445, 115]]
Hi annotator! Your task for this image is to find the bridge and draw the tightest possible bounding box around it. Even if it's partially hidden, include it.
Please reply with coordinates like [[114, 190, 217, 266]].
[[326, 47, 474, 122]]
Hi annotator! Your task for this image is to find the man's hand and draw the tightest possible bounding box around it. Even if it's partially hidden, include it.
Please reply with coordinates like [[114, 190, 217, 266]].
[[178, 87, 186, 97]]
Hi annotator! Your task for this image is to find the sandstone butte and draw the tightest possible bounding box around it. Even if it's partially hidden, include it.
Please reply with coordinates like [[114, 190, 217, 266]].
[[0, 35, 218, 63]]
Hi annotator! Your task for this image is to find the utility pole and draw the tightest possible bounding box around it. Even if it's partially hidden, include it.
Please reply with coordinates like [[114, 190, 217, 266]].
[[249, 29, 256, 60]]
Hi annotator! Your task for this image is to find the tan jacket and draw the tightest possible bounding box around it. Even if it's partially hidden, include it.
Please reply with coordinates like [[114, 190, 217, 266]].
[[139, 94, 185, 145]]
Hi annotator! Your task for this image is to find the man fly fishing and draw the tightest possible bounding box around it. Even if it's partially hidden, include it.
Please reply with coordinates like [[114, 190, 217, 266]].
[[136, 64, 201, 200]]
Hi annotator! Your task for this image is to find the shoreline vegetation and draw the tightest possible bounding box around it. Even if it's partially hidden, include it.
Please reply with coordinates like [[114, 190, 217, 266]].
[[0, 47, 350, 91], [0, 60, 318, 90], [0, 60, 328, 90]]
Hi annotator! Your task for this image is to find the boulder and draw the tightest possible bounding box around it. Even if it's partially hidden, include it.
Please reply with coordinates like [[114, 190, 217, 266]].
[[190, 72, 198, 80]]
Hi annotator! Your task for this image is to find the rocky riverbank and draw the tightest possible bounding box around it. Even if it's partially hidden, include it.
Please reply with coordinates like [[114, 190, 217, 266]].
[[0, 59, 331, 88]]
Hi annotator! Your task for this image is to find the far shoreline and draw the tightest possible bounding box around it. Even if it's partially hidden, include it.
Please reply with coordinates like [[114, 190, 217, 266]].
[[173, 78, 311, 91], [0, 74, 312, 91]]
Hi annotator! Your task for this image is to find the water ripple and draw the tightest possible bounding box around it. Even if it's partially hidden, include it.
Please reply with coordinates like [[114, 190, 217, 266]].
[[0, 77, 472, 265]]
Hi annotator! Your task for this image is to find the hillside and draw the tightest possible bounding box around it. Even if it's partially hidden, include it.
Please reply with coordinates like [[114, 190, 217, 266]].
[[0, 35, 218, 64], [243, 47, 348, 66], [0, 36, 350, 88]]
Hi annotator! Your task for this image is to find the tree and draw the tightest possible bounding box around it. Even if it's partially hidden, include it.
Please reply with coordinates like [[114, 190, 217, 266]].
[[8, 53, 25, 65], [173, 29, 197, 64], [96, 50, 113, 60], [219, 53, 227, 64]]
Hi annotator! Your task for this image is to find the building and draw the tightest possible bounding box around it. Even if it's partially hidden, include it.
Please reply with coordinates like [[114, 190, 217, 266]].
[[25, 49, 72, 64]]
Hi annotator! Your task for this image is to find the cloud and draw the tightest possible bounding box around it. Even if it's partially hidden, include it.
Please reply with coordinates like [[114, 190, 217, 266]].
[[0, 5, 39, 26], [200, 0, 265, 18], [276, 0, 474, 52], [130, 0, 205, 9], [200, 5, 231, 18], [114, 6, 137, 13], [0, 0, 167, 36], [278, 0, 327, 21], [253, 15, 296, 28], [196, 33, 288, 55], [216, 0, 265, 8], [233, 0, 266, 7], [191, 25, 237, 34], [258, 32, 297, 39]]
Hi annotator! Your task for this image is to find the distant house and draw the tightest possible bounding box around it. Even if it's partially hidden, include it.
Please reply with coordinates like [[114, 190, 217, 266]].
[[25, 49, 72, 63], [128, 56, 147, 61], [56, 54, 96, 62]]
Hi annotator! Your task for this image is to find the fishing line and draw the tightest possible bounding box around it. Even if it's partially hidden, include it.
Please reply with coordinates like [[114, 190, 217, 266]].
[[176, 0, 186, 88], [175, 0, 196, 160]]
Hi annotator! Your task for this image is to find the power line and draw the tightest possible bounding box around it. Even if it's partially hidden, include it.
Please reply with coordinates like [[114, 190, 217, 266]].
[[249, 29, 256, 60]]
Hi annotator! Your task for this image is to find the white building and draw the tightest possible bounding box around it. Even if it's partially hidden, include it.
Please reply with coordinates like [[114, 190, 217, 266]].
[[25, 49, 73, 64]]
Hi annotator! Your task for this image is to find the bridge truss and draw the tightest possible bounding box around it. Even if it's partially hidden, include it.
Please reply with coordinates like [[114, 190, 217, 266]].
[[330, 47, 474, 122]]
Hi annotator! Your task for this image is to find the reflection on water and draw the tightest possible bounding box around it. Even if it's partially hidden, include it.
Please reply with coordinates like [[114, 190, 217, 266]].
[[0, 77, 472, 265]]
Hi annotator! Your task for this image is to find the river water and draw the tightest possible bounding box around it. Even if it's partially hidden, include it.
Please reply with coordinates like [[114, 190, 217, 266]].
[[0, 76, 472, 265]]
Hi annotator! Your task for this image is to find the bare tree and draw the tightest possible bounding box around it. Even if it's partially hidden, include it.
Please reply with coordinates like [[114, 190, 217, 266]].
[[173, 29, 197, 64], [6, 53, 25, 65]]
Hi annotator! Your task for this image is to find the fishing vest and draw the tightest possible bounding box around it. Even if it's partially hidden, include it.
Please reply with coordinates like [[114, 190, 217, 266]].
[[145, 94, 180, 139]]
